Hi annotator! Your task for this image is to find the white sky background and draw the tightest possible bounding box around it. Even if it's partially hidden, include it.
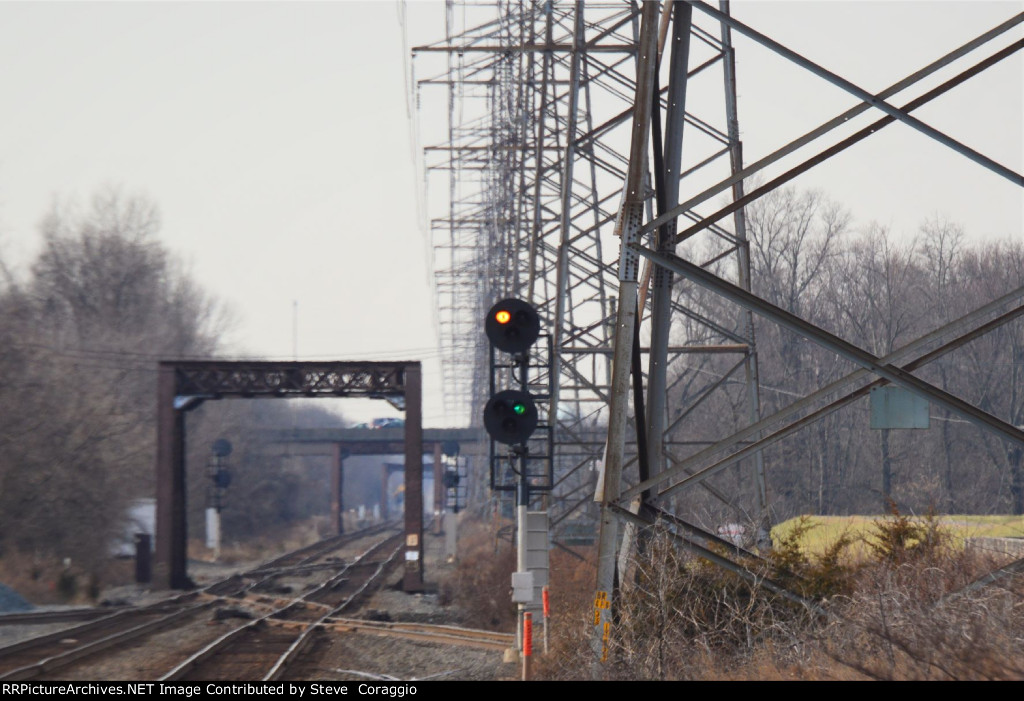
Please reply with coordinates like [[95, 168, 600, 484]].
[[726, 0, 1023, 241], [0, 1, 1020, 428]]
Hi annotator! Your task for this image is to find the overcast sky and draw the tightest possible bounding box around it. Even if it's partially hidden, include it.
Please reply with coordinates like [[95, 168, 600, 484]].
[[0, 1, 1020, 427]]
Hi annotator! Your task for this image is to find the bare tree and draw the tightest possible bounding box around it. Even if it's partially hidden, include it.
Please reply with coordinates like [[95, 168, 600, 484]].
[[833, 225, 925, 510], [0, 190, 227, 574]]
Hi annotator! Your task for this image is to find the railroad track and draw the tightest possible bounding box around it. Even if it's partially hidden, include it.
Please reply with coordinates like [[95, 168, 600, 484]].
[[162, 533, 404, 681], [321, 617, 514, 652], [0, 609, 115, 626], [254, 522, 395, 574], [0, 524, 401, 681], [0, 595, 213, 680]]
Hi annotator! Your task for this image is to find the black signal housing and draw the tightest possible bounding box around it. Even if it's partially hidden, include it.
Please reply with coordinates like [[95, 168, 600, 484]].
[[485, 298, 540, 354], [483, 389, 538, 444]]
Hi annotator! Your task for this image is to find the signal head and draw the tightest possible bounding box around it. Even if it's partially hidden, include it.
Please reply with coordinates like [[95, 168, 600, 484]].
[[483, 389, 538, 445], [485, 298, 540, 353]]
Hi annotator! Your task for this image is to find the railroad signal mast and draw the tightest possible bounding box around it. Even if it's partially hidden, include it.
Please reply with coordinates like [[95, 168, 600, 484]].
[[483, 298, 552, 654], [484, 298, 553, 494], [205, 438, 233, 561]]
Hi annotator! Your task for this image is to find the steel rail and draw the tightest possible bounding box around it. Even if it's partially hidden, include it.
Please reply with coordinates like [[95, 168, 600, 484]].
[[0, 524, 398, 681], [159, 532, 403, 681], [264, 540, 404, 681], [322, 618, 514, 652], [0, 606, 207, 681], [0, 609, 114, 626]]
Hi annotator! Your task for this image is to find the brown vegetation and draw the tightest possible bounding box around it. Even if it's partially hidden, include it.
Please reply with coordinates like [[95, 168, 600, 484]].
[[0, 550, 134, 606], [0, 190, 351, 588], [516, 512, 1024, 680], [674, 193, 1024, 521], [0, 191, 224, 576], [438, 516, 518, 631]]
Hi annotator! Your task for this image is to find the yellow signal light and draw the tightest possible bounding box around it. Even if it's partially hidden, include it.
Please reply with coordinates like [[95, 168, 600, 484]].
[[495, 309, 512, 324]]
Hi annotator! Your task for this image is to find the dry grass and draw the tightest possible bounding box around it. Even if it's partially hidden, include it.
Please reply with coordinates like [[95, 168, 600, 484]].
[[188, 515, 331, 565], [773, 513, 1024, 558], [0, 549, 135, 605], [529, 515, 1024, 680], [0, 515, 333, 607], [437, 515, 518, 631], [822, 555, 1024, 680]]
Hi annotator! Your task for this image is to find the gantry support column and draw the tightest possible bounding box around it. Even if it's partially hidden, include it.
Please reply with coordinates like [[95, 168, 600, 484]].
[[381, 464, 391, 521], [433, 442, 444, 535], [331, 443, 346, 535], [155, 364, 189, 590], [403, 363, 425, 592]]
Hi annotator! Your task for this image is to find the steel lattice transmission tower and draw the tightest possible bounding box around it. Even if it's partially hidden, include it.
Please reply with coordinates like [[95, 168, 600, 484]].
[[406, 1, 1024, 680], [413, 0, 1024, 671], [413, 1, 769, 538]]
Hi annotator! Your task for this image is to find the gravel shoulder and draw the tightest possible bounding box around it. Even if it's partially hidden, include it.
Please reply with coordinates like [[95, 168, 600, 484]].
[[289, 525, 516, 681]]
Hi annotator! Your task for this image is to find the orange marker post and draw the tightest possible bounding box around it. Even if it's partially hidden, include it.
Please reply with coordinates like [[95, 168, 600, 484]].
[[542, 585, 550, 654], [522, 612, 533, 681]]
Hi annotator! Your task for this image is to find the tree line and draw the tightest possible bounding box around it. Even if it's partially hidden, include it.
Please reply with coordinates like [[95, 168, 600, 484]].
[[1, 185, 1019, 578], [668, 186, 1023, 524], [0, 191, 346, 577]]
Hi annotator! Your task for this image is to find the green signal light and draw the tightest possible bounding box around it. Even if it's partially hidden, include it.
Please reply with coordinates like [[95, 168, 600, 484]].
[[484, 390, 537, 444]]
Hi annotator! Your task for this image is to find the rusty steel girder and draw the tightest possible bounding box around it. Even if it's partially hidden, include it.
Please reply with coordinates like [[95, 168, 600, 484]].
[[169, 360, 410, 398], [155, 360, 424, 592]]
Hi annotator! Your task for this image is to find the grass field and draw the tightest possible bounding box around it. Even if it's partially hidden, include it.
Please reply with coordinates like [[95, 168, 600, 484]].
[[772, 513, 1024, 559]]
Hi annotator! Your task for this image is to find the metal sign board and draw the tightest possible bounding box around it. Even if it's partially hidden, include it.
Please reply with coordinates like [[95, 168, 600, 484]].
[[512, 571, 535, 603], [870, 386, 930, 430], [524, 511, 550, 611]]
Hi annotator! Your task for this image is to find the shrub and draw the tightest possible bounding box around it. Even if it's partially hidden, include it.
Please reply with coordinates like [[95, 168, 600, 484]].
[[536, 514, 1022, 680], [438, 516, 517, 631]]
